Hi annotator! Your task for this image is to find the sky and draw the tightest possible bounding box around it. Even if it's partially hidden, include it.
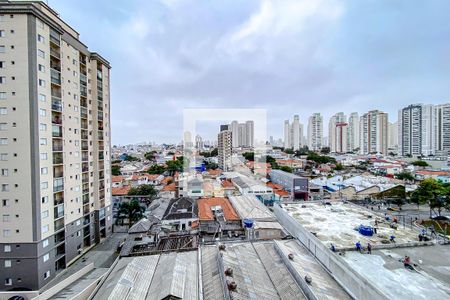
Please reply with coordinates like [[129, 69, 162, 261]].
[[49, 0, 450, 145]]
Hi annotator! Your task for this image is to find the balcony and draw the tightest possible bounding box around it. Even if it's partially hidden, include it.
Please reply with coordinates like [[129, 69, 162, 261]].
[[52, 142, 63, 152], [52, 115, 62, 125], [82, 163, 89, 172], [51, 98, 62, 112], [82, 194, 89, 205], [53, 166, 63, 178], [54, 233, 65, 245], [54, 204, 64, 219], [98, 131, 104, 141], [81, 107, 88, 119], [53, 178, 64, 193], [52, 125, 62, 138], [83, 205, 90, 215], [50, 47, 61, 59], [50, 61, 61, 72], [80, 73, 87, 85], [98, 152, 104, 160], [54, 218, 65, 232], [80, 85, 87, 97], [82, 174, 89, 183], [50, 33, 60, 46], [81, 129, 88, 140], [51, 88, 62, 99], [81, 120, 88, 130], [97, 112, 103, 121], [51, 69, 61, 85], [54, 194, 64, 206], [82, 154, 88, 162]]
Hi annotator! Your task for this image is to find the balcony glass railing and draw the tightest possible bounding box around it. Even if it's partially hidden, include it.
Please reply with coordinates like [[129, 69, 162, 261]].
[[52, 143, 63, 152], [54, 195, 64, 206], [51, 88, 62, 99], [50, 48, 60, 59], [52, 125, 62, 137], [54, 204, 64, 219], [52, 98, 62, 112], [81, 107, 88, 119], [98, 112, 103, 121], [80, 73, 87, 85], [51, 69, 61, 85], [53, 178, 63, 192], [81, 130, 88, 140], [54, 220, 65, 232], [50, 34, 60, 46], [80, 85, 87, 97], [53, 167, 63, 178]]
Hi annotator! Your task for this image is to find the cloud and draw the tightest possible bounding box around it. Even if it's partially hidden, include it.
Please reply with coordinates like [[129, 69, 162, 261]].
[[51, 0, 450, 144]]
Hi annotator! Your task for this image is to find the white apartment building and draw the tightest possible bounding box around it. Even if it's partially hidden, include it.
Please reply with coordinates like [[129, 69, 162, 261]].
[[307, 113, 323, 151], [283, 115, 303, 151], [360, 110, 388, 154], [218, 130, 232, 171], [347, 112, 359, 152], [388, 121, 398, 151], [0, 1, 112, 291], [229, 120, 254, 148], [433, 103, 450, 156], [328, 112, 347, 153], [398, 104, 434, 156]]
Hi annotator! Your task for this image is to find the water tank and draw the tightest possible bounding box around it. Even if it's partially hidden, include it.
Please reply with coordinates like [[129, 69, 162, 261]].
[[243, 219, 254, 228], [358, 224, 374, 236]]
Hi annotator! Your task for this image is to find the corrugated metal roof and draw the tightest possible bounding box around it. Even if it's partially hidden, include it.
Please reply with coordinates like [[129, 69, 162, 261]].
[[228, 195, 276, 222]]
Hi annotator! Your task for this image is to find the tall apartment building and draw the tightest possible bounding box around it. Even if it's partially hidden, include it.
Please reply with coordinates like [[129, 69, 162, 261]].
[[229, 120, 254, 148], [347, 112, 359, 152], [283, 115, 303, 151], [360, 110, 388, 154], [388, 121, 398, 152], [218, 130, 232, 171], [433, 103, 450, 156], [328, 112, 347, 153], [307, 113, 323, 151], [0, 1, 112, 291], [398, 104, 434, 156]]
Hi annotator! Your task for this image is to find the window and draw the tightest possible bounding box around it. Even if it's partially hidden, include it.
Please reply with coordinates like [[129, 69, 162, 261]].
[[37, 34, 45, 43], [2, 199, 9, 207], [0, 61, 4, 68], [0, 30, 4, 37], [40, 167, 48, 175], [40, 153, 47, 160], [0, 46, 4, 53], [1, 184, 9, 192], [38, 64, 45, 72], [38, 93, 46, 102], [1, 169, 7, 176], [0, 107, 6, 115], [3, 229, 11, 237], [0, 123, 6, 131], [39, 123, 47, 131], [2, 214, 9, 222], [41, 210, 49, 219], [42, 225, 49, 234], [38, 49, 45, 58], [38, 79, 46, 87], [4, 245, 11, 252], [43, 239, 49, 248], [4, 278, 12, 286], [40, 182, 48, 190], [0, 92, 6, 99], [0, 76, 6, 84], [39, 108, 46, 116], [4, 260, 11, 268], [43, 253, 49, 262], [41, 196, 48, 204], [39, 138, 47, 145], [44, 271, 50, 279], [0, 138, 7, 145], [0, 153, 7, 161]]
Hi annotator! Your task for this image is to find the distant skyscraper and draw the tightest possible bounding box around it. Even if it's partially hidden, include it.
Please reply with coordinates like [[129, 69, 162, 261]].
[[329, 112, 347, 153], [218, 130, 232, 171], [195, 135, 204, 150], [284, 115, 303, 150], [220, 124, 229, 132], [308, 113, 323, 151], [433, 103, 450, 156], [348, 112, 360, 152], [360, 110, 388, 154], [388, 121, 398, 151], [229, 120, 254, 148]]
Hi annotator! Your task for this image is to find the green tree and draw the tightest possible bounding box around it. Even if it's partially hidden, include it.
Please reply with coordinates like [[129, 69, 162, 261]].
[[117, 200, 145, 226], [123, 154, 140, 162], [411, 178, 444, 215], [205, 161, 218, 170], [279, 166, 293, 173], [284, 148, 294, 155], [147, 164, 166, 174], [128, 184, 158, 197], [144, 151, 157, 161], [411, 160, 429, 167], [111, 165, 121, 176], [294, 146, 309, 156], [396, 171, 414, 181], [334, 163, 344, 171], [320, 147, 331, 154], [242, 152, 255, 161]]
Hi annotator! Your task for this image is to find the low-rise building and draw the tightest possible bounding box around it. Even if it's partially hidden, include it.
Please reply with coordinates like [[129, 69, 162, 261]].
[[162, 197, 198, 232], [269, 169, 309, 200], [198, 197, 242, 237]]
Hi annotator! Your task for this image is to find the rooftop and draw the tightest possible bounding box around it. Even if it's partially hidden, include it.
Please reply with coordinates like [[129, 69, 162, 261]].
[[281, 202, 420, 248], [198, 197, 240, 221], [228, 195, 276, 222]]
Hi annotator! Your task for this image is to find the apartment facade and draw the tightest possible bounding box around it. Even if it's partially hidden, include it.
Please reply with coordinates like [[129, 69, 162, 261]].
[[307, 113, 323, 151], [0, 1, 112, 291], [360, 110, 388, 154], [347, 112, 359, 152], [229, 120, 254, 148], [283, 115, 303, 151], [218, 130, 232, 171], [434, 103, 450, 156], [328, 112, 347, 153]]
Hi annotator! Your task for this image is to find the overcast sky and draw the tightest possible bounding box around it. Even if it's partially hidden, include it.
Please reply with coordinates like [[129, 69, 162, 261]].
[[50, 0, 450, 145]]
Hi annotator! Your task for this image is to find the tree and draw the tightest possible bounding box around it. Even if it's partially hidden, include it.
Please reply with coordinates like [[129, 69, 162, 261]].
[[200, 148, 218, 157], [411, 160, 429, 167], [307, 152, 336, 164], [320, 147, 331, 154], [111, 165, 121, 176], [144, 151, 157, 161], [411, 178, 444, 215], [147, 164, 166, 174], [284, 148, 294, 155], [165, 157, 186, 175], [396, 171, 414, 181], [205, 161, 218, 170], [128, 184, 158, 207], [334, 163, 344, 171], [279, 166, 293, 173], [294, 146, 309, 156], [117, 200, 145, 226], [123, 154, 140, 162], [242, 152, 255, 161]]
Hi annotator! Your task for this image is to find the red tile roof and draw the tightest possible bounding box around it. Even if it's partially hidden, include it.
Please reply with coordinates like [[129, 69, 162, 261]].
[[112, 175, 124, 183], [198, 197, 240, 221], [266, 182, 283, 190], [161, 183, 176, 192], [221, 180, 234, 188], [112, 186, 131, 196]]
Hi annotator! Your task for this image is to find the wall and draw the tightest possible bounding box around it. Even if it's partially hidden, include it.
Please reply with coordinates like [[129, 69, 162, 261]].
[[273, 204, 387, 300]]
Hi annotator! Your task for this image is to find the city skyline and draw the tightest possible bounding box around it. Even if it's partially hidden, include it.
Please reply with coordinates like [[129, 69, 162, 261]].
[[48, 0, 450, 144]]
